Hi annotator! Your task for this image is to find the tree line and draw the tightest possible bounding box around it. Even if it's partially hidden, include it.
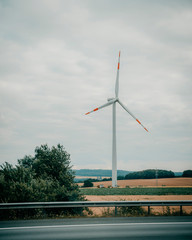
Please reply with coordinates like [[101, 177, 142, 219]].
[[123, 169, 192, 179], [124, 169, 174, 179]]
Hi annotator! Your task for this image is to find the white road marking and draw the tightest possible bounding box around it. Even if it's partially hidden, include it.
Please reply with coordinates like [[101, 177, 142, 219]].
[[0, 222, 192, 230]]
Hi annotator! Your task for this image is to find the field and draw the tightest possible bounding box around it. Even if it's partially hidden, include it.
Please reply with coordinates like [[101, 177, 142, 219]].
[[80, 178, 192, 216], [78, 177, 192, 188], [80, 187, 192, 195], [84, 195, 192, 216]]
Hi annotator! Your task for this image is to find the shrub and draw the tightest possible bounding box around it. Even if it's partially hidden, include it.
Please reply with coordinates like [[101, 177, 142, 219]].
[[83, 179, 93, 188], [118, 206, 146, 216]]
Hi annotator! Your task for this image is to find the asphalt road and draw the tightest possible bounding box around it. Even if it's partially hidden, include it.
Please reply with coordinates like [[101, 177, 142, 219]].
[[0, 216, 192, 240]]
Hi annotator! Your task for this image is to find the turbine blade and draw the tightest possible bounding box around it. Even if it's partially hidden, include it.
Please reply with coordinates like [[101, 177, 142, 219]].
[[85, 99, 115, 115], [115, 51, 121, 97], [118, 100, 149, 132]]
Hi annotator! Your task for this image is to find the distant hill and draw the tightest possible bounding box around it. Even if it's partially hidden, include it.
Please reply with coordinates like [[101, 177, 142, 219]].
[[174, 172, 183, 177], [74, 169, 132, 177], [74, 169, 183, 179]]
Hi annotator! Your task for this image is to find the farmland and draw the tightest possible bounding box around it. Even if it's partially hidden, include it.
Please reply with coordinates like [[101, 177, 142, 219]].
[[80, 178, 192, 195], [80, 187, 192, 195], [80, 177, 192, 216], [84, 195, 192, 216], [78, 177, 192, 188]]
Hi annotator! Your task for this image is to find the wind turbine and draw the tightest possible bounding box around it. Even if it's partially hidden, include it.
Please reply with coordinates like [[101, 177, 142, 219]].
[[85, 51, 149, 187]]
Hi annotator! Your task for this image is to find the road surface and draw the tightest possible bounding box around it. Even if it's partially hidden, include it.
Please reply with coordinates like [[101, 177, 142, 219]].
[[0, 216, 192, 240]]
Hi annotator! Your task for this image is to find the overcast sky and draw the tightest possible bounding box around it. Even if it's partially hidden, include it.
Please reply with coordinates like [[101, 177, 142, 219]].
[[0, 0, 192, 172]]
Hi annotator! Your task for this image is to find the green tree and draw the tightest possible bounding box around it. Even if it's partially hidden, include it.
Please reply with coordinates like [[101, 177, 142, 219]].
[[0, 144, 85, 219], [182, 170, 192, 177], [18, 155, 34, 168]]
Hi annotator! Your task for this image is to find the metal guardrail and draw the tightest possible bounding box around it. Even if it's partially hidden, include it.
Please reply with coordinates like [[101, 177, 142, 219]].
[[0, 200, 192, 209], [0, 200, 192, 215]]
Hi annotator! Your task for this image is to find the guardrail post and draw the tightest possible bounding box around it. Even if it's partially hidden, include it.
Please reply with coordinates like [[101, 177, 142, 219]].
[[148, 206, 150, 215], [180, 205, 183, 216], [115, 206, 117, 216]]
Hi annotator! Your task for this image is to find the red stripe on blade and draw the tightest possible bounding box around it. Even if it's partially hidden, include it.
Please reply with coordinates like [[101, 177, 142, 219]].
[[85, 112, 90, 115], [144, 128, 149, 132], [136, 119, 141, 124], [118, 63, 120, 69], [94, 108, 98, 111]]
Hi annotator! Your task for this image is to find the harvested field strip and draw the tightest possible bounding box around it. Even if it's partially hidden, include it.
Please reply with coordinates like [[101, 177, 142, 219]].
[[78, 177, 192, 188], [85, 195, 192, 216], [80, 187, 192, 195]]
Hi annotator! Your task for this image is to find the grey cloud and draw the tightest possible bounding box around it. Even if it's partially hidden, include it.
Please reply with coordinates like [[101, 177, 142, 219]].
[[0, 0, 191, 171]]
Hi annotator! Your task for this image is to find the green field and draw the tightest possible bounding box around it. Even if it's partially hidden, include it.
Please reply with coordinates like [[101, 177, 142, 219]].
[[80, 187, 192, 195]]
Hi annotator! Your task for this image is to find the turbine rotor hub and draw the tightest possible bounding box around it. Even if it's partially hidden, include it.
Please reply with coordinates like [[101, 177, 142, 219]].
[[107, 97, 118, 102]]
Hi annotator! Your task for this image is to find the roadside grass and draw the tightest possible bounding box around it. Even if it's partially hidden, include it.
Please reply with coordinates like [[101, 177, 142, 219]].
[[98, 206, 192, 217], [100, 206, 146, 217], [80, 187, 192, 195], [0, 208, 93, 221], [1, 206, 191, 220]]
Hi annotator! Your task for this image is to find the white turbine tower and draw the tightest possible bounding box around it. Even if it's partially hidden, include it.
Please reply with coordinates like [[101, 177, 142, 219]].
[[85, 51, 149, 187]]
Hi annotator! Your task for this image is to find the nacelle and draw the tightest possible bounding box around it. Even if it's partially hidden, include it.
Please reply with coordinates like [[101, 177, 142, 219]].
[[107, 98, 118, 102], [107, 98, 115, 102]]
